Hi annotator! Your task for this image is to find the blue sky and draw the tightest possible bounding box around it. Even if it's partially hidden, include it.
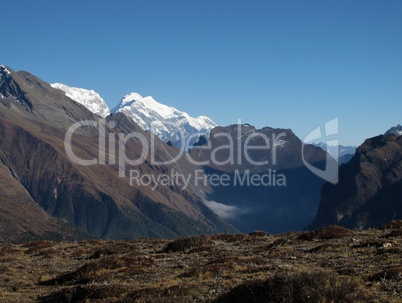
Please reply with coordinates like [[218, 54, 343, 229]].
[[2, 0, 402, 146]]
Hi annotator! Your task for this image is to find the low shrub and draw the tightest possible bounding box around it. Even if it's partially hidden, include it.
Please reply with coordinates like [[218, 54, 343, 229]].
[[162, 236, 207, 253], [216, 269, 372, 303]]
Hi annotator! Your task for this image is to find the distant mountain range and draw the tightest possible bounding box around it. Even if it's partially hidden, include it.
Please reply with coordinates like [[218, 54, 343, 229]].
[[3, 63, 402, 241], [51, 83, 217, 147], [313, 142, 356, 160]]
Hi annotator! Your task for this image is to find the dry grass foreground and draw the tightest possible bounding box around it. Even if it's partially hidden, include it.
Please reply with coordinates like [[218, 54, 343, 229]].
[[1, 223, 402, 302]]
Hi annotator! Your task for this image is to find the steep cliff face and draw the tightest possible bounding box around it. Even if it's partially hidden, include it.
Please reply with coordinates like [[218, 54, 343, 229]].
[[308, 134, 402, 230], [0, 66, 236, 241]]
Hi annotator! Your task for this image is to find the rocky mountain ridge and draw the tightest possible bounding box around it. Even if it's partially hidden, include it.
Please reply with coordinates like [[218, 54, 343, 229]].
[[0, 65, 236, 242]]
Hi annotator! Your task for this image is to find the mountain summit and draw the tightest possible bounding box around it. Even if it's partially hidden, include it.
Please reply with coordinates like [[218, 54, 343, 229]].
[[112, 92, 216, 147], [385, 124, 402, 137], [51, 83, 110, 118]]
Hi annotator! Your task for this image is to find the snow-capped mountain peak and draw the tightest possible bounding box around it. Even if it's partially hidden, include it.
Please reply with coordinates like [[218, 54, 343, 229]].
[[0, 64, 11, 75], [120, 92, 144, 107], [113, 92, 217, 147], [51, 83, 110, 118], [385, 124, 402, 137], [116, 93, 184, 119]]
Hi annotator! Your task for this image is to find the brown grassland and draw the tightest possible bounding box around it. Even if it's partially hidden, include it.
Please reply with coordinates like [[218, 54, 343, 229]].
[[1, 223, 402, 302]]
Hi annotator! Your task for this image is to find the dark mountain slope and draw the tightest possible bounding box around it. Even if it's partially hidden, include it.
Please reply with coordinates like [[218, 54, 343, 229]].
[[190, 124, 334, 233], [0, 150, 89, 243], [308, 134, 402, 230], [0, 65, 236, 241]]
